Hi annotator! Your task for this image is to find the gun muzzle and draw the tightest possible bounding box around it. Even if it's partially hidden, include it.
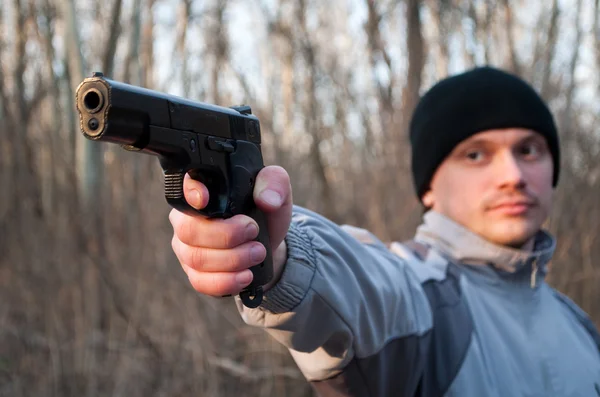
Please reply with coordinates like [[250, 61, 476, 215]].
[[82, 88, 104, 113], [76, 73, 151, 147], [76, 79, 110, 140]]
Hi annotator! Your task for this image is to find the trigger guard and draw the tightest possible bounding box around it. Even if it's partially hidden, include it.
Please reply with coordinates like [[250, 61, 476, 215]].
[[187, 168, 228, 217]]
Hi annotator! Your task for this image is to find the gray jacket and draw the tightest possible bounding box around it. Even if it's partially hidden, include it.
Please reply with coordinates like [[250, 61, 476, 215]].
[[236, 206, 600, 396]]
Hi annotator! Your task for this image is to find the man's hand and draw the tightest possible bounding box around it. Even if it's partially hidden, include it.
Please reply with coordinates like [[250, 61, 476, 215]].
[[169, 165, 293, 298]]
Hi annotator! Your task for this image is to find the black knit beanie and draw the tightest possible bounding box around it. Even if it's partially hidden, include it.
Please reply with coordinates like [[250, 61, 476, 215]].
[[409, 66, 560, 201]]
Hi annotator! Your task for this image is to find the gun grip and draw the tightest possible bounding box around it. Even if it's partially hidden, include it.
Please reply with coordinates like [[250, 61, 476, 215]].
[[237, 205, 272, 308], [228, 142, 273, 307], [163, 141, 273, 309]]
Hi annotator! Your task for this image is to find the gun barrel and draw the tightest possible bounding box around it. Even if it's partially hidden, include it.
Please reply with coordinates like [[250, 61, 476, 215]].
[[76, 77, 148, 145], [75, 73, 261, 151]]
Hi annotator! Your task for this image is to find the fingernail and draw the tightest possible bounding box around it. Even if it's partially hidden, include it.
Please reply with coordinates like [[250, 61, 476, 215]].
[[250, 244, 265, 263], [260, 190, 282, 207], [236, 270, 253, 286], [245, 223, 259, 241], [189, 189, 201, 208]]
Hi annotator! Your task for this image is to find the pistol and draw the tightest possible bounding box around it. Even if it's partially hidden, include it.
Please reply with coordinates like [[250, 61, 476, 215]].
[[75, 72, 272, 308]]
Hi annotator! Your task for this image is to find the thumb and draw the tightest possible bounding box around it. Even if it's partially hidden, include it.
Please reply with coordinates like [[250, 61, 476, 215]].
[[253, 165, 293, 249]]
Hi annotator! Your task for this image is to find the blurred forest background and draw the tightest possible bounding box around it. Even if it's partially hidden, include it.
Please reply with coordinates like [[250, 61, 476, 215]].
[[1, 0, 599, 395]]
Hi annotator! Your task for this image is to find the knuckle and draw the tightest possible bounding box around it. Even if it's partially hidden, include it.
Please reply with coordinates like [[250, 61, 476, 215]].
[[245, 248, 256, 268], [170, 213, 184, 236], [179, 261, 190, 275], [176, 217, 195, 245], [171, 235, 179, 254], [168, 209, 176, 225], [219, 228, 237, 248], [257, 166, 290, 197], [190, 246, 208, 271], [188, 273, 204, 294], [228, 248, 243, 270], [266, 165, 289, 184], [210, 273, 235, 295], [209, 273, 222, 292], [200, 273, 223, 296], [184, 219, 196, 243], [171, 214, 183, 236], [218, 233, 230, 249], [271, 165, 289, 178]]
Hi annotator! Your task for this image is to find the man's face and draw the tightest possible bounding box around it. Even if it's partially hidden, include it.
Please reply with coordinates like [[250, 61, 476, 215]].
[[422, 128, 554, 249]]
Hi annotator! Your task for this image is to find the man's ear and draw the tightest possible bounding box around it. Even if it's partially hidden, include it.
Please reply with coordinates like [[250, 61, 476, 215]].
[[422, 190, 435, 208]]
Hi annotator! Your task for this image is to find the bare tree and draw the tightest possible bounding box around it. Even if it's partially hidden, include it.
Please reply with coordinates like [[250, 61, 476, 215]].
[[122, 0, 143, 84], [427, 0, 451, 78], [539, 0, 560, 99], [1, 1, 599, 395], [175, 0, 192, 97], [102, 0, 124, 78], [501, 0, 521, 74], [61, 0, 101, 212], [205, 0, 230, 105], [140, 0, 156, 87], [595, 0, 600, 78], [560, 0, 584, 133], [296, 0, 338, 220]]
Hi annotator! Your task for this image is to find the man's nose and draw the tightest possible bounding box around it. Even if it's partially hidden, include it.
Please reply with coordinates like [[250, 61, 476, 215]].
[[496, 152, 526, 189]]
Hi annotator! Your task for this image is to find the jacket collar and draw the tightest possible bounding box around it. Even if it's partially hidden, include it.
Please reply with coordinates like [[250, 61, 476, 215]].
[[414, 210, 556, 276]]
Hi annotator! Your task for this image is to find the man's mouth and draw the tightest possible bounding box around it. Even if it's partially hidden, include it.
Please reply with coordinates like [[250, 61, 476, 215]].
[[488, 200, 535, 215]]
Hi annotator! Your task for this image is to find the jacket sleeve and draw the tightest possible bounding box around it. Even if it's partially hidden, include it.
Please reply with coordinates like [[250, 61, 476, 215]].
[[235, 205, 433, 381]]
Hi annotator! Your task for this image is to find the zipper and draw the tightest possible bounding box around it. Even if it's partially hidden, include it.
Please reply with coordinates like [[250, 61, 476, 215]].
[[530, 259, 538, 288]]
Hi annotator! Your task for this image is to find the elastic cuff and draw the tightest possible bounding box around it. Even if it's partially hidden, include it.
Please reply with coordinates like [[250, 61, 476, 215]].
[[259, 222, 317, 313]]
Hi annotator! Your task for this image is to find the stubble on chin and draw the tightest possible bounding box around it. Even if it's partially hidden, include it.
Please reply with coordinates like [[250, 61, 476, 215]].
[[482, 216, 539, 250]]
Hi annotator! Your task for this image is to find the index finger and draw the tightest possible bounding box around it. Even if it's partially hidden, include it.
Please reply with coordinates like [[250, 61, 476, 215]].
[[183, 173, 210, 210]]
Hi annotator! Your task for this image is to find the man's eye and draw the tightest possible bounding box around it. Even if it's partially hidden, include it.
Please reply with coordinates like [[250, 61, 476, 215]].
[[520, 144, 540, 158], [466, 151, 484, 161]]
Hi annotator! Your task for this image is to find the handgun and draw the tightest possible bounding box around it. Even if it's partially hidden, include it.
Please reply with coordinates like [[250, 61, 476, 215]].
[[75, 72, 272, 308]]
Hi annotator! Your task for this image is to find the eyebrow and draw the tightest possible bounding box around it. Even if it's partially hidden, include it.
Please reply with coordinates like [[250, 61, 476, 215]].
[[456, 132, 542, 150]]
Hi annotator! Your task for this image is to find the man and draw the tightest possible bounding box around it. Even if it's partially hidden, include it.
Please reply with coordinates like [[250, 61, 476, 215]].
[[169, 66, 600, 396]]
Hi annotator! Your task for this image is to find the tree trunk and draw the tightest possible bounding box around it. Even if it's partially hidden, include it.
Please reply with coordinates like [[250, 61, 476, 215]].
[[122, 0, 143, 84], [102, 0, 124, 78], [11, 0, 29, 214], [176, 0, 192, 96], [34, 0, 63, 215], [428, 0, 449, 78], [502, 0, 520, 74], [540, 0, 560, 99], [561, 0, 583, 134], [140, 0, 156, 88], [296, 0, 337, 220], [208, 0, 229, 105], [61, 0, 102, 214]]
